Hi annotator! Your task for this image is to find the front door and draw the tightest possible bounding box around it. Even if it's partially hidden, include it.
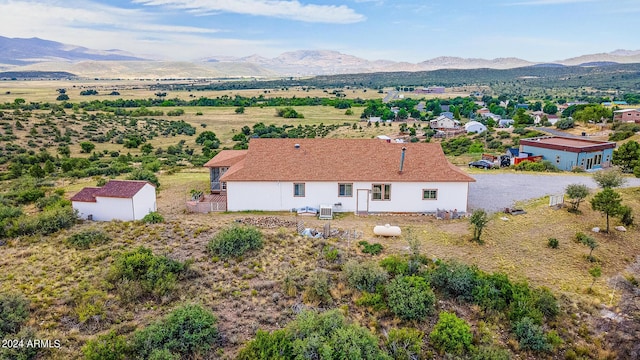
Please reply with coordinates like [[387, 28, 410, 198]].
[[356, 189, 369, 216]]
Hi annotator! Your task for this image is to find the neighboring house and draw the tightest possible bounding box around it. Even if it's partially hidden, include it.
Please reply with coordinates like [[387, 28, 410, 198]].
[[613, 109, 640, 123], [476, 107, 490, 115], [440, 111, 454, 119], [414, 86, 445, 94], [464, 121, 487, 133], [204, 138, 475, 214], [602, 101, 628, 107], [71, 180, 156, 221], [429, 115, 460, 129], [519, 136, 616, 171], [367, 116, 382, 123], [498, 119, 514, 128]]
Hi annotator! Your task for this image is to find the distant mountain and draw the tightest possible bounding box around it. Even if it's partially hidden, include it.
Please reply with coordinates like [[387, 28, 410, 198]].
[[1, 36, 639, 78], [0, 36, 147, 65]]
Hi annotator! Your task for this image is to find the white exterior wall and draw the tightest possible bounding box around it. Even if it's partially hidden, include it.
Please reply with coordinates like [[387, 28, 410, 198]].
[[131, 184, 157, 220], [226, 181, 470, 213], [71, 184, 156, 221]]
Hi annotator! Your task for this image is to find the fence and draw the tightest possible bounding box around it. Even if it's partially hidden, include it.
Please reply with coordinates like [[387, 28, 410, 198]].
[[186, 200, 226, 213]]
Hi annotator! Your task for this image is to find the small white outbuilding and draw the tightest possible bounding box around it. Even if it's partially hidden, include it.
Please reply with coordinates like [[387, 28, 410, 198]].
[[71, 180, 157, 221], [464, 121, 488, 134]]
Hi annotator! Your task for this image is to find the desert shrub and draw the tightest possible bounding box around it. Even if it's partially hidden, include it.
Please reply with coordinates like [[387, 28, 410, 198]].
[[555, 118, 575, 129], [513, 317, 551, 352], [620, 205, 634, 227], [609, 131, 634, 141], [379, 255, 410, 276], [74, 288, 108, 324], [0, 293, 30, 337], [532, 287, 559, 319], [508, 283, 544, 325], [7, 206, 76, 237], [385, 327, 423, 360], [142, 211, 164, 224], [322, 245, 340, 263], [35, 194, 70, 210], [470, 346, 511, 360], [358, 240, 384, 255], [65, 229, 111, 249], [386, 275, 435, 321], [130, 304, 218, 359], [207, 225, 263, 259], [0, 326, 40, 360], [285, 310, 387, 359], [237, 329, 292, 360], [472, 272, 514, 312], [82, 330, 129, 360], [430, 260, 480, 302], [429, 312, 473, 355], [342, 260, 388, 292], [107, 247, 188, 300], [515, 160, 549, 172], [303, 272, 332, 305], [547, 237, 559, 249], [12, 188, 46, 204], [127, 168, 160, 188], [355, 291, 387, 311]]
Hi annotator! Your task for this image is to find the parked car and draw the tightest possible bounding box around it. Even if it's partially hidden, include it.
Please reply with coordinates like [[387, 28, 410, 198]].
[[468, 160, 494, 169]]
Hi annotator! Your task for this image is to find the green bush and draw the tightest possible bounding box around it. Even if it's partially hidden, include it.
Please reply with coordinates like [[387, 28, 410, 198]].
[[620, 205, 634, 226], [207, 225, 263, 259], [355, 291, 387, 311], [547, 238, 559, 249], [470, 346, 511, 360], [0, 326, 40, 360], [0, 293, 30, 338], [35, 194, 70, 210], [127, 168, 160, 188], [385, 327, 423, 360], [429, 312, 473, 355], [285, 310, 387, 360], [237, 329, 292, 360], [131, 304, 218, 358], [386, 276, 435, 321], [472, 272, 514, 312], [379, 255, 410, 276], [513, 317, 551, 352], [358, 240, 384, 255], [7, 206, 76, 237], [343, 260, 388, 292], [303, 272, 332, 305], [65, 229, 111, 249], [555, 118, 575, 130], [107, 247, 188, 300], [82, 330, 129, 360], [142, 211, 164, 224], [430, 261, 480, 302]]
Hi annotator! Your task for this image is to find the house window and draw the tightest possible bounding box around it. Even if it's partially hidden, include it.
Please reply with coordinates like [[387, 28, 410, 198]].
[[372, 184, 391, 201], [594, 154, 602, 165], [338, 183, 353, 197], [423, 189, 438, 200], [294, 183, 305, 197]]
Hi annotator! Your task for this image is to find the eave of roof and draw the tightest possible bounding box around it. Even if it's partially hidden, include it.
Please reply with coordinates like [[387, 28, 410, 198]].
[[217, 138, 475, 183]]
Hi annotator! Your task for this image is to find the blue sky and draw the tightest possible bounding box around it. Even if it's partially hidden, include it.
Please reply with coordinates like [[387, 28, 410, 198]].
[[1, 0, 638, 62]]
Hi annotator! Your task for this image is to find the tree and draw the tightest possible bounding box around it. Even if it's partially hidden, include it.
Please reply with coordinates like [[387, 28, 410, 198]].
[[590, 188, 622, 233], [235, 106, 245, 114], [565, 184, 590, 213], [429, 312, 473, 356], [573, 105, 612, 124], [140, 143, 154, 155], [579, 234, 598, 261], [56, 94, 69, 101], [543, 103, 558, 115], [80, 142, 95, 153], [29, 164, 45, 178], [592, 169, 626, 188], [612, 140, 640, 173], [469, 209, 489, 243], [513, 108, 533, 126], [128, 169, 160, 188], [58, 145, 71, 157]]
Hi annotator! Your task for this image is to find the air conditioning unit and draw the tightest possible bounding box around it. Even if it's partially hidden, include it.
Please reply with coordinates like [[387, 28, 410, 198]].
[[318, 205, 333, 220]]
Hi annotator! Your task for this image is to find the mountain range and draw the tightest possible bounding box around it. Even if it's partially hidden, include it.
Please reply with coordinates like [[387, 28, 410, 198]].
[[2, 36, 640, 78]]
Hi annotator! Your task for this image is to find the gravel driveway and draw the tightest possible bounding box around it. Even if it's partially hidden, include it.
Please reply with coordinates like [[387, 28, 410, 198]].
[[468, 173, 640, 213]]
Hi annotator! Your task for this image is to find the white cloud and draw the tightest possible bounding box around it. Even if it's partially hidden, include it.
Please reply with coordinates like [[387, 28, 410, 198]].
[[132, 0, 366, 23], [0, 0, 271, 60]]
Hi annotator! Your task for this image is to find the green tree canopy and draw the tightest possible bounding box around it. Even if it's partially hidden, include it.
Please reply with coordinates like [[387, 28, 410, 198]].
[[590, 188, 623, 232], [612, 140, 640, 173]]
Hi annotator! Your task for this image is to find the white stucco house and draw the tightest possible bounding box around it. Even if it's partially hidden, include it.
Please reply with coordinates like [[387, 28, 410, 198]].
[[204, 138, 475, 214], [464, 121, 488, 134], [429, 115, 460, 129], [71, 180, 157, 221]]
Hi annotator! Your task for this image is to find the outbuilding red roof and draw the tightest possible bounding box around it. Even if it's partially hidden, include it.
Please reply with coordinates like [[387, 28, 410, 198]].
[[216, 138, 475, 183], [520, 136, 616, 153], [70, 180, 154, 202]]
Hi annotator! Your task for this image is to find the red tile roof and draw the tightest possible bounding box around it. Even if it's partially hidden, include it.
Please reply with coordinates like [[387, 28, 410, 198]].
[[70, 187, 100, 203], [217, 138, 475, 183], [70, 180, 154, 202], [203, 150, 248, 168]]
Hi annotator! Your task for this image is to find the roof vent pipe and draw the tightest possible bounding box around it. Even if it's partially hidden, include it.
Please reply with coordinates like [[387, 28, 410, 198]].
[[399, 147, 406, 173], [294, 144, 300, 149]]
